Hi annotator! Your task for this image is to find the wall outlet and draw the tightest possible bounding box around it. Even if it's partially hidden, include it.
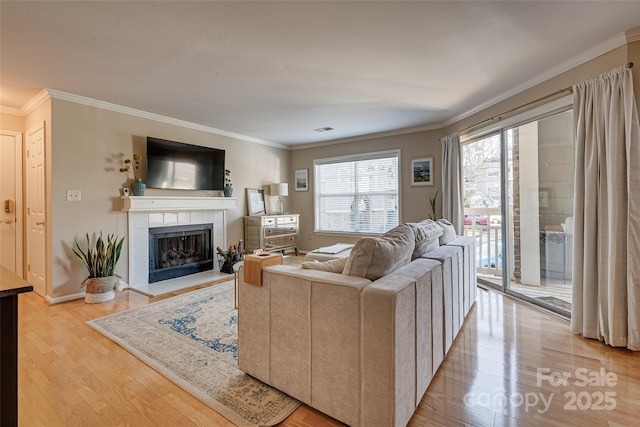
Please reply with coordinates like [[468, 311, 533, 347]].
[[66, 190, 81, 201]]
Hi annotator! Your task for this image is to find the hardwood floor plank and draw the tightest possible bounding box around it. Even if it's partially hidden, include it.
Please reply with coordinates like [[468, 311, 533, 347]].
[[17, 284, 639, 426]]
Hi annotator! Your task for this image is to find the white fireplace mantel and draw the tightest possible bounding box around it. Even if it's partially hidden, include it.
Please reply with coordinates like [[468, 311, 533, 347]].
[[122, 195, 237, 295], [121, 195, 237, 212]]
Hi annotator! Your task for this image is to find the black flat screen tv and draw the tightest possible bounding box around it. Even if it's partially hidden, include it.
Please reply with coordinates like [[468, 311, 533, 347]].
[[146, 137, 225, 190]]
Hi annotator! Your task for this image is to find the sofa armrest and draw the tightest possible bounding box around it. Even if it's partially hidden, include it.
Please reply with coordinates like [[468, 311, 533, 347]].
[[360, 258, 440, 427], [239, 263, 371, 426]]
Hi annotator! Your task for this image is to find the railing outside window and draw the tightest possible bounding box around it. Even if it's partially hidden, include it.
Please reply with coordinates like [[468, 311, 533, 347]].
[[463, 207, 502, 277]]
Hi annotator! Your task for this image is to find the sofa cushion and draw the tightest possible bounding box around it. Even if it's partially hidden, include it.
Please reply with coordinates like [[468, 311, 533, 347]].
[[407, 219, 443, 259], [301, 257, 348, 273], [437, 219, 457, 245], [342, 224, 415, 280]]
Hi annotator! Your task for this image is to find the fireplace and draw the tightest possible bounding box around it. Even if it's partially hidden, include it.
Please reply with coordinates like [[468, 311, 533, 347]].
[[148, 224, 213, 283], [122, 196, 235, 292]]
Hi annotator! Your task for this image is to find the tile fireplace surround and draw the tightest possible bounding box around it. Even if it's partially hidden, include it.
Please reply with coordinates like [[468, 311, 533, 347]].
[[121, 196, 237, 296]]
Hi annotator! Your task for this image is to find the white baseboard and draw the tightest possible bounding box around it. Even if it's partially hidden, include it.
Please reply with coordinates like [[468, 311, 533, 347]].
[[46, 292, 86, 305]]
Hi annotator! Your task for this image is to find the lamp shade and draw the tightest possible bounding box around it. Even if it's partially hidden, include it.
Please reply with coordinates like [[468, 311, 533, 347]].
[[270, 183, 289, 197]]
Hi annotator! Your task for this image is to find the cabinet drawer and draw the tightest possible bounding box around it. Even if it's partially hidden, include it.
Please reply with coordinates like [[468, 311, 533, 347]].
[[276, 216, 298, 225], [262, 217, 277, 226], [264, 227, 297, 237], [265, 235, 298, 248]]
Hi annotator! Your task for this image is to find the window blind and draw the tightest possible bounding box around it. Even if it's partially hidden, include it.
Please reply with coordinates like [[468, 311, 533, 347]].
[[314, 150, 399, 233]]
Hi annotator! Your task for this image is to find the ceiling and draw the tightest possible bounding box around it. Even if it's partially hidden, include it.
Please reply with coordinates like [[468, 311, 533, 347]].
[[1, 1, 639, 148]]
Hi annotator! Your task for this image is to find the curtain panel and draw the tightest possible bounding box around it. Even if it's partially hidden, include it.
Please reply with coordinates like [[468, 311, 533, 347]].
[[440, 133, 464, 234], [571, 65, 640, 350]]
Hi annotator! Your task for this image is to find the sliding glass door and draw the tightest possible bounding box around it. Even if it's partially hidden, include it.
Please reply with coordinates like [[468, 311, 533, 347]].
[[463, 108, 574, 316]]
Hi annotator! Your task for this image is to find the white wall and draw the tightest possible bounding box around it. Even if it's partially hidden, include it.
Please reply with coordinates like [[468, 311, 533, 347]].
[[48, 99, 289, 300], [290, 129, 446, 252]]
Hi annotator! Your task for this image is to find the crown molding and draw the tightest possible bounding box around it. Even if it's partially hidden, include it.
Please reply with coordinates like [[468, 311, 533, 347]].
[[0, 89, 50, 116], [626, 26, 640, 43], [45, 89, 287, 149], [0, 105, 22, 115]]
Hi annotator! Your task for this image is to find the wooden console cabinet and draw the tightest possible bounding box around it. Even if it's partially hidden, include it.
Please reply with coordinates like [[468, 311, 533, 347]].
[[244, 214, 299, 254]]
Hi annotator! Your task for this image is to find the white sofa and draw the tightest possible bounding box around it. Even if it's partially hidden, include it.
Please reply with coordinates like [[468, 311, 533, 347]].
[[238, 220, 476, 427]]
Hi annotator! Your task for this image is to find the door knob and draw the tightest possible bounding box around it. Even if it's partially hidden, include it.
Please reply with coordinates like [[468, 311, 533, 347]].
[[35, 220, 45, 225]]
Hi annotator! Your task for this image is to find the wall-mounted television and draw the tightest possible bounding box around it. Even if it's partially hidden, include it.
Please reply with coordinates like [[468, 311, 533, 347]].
[[146, 137, 225, 190]]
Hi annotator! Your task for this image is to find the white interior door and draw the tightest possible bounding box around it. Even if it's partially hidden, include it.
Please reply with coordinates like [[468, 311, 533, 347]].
[[26, 123, 46, 296], [0, 130, 23, 275]]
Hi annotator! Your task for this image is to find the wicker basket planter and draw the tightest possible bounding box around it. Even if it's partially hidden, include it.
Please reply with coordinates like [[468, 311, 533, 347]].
[[81, 276, 116, 303], [73, 232, 124, 304]]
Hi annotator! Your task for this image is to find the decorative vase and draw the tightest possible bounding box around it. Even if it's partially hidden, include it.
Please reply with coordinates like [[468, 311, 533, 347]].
[[131, 178, 146, 196], [223, 184, 233, 197], [81, 276, 116, 303]]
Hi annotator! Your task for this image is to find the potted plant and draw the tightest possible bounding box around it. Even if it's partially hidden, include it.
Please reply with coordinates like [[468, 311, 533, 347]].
[[120, 154, 145, 196], [73, 232, 125, 303], [223, 168, 233, 197]]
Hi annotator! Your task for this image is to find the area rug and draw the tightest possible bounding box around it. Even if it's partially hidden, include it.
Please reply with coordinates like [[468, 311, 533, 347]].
[[87, 281, 300, 426]]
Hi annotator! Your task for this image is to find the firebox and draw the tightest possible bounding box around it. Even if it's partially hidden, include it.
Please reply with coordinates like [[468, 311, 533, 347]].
[[148, 224, 213, 283]]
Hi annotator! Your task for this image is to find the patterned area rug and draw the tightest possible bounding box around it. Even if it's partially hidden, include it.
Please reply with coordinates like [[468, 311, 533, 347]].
[[87, 281, 299, 426]]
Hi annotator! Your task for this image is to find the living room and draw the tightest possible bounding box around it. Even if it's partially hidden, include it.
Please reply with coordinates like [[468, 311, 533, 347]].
[[1, 2, 640, 426]]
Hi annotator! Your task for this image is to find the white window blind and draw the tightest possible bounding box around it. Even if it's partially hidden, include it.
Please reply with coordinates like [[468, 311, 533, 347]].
[[314, 150, 399, 233]]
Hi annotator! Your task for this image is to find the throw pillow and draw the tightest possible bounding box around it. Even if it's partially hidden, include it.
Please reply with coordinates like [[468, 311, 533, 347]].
[[301, 257, 347, 273], [407, 219, 443, 259], [342, 224, 415, 280], [437, 219, 457, 245]]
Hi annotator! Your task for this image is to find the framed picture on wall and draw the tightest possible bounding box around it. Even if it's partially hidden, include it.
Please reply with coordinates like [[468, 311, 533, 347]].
[[295, 169, 309, 191], [246, 188, 266, 216], [411, 157, 433, 186]]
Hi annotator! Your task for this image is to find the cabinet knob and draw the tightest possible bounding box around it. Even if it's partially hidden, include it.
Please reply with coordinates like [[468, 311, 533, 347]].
[[36, 220, 45, 225], [3, 219, 14, 224]]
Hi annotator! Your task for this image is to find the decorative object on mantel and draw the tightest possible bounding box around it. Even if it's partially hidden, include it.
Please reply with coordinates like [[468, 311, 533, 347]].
[[131, 178, 146, 196], [119, 154, 145, 196], [72, 232, 125, 303], [216, 240, 244, 274], [223, 169, 233, 197], [269, 182, 288, 215]]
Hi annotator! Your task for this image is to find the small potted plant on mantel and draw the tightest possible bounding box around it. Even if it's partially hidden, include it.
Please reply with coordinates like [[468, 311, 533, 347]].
[[223, 168, 233, 197], [120, 154, 145, 196], [73, 232, 125, 303]]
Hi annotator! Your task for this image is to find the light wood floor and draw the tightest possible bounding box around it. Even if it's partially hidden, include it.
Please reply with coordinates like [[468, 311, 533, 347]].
[[18, 284, 639, 426]]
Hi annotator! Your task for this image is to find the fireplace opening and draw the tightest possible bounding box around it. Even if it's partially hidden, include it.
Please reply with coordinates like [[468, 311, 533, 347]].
[[149, 224, 213, 283]]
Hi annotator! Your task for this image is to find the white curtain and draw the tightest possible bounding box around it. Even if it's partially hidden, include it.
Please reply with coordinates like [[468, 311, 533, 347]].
[[440, 133, 464, 234], [572, 65, 640, 350]]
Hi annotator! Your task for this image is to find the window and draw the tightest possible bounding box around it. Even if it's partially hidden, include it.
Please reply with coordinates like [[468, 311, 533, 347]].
[[314, 150, 399, 234]]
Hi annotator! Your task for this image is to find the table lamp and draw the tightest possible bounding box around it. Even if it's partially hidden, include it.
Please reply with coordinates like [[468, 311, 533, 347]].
[[270, 183, 288, 215]]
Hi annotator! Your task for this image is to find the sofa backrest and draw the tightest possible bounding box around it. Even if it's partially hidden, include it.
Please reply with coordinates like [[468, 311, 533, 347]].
[[342, 223, 415, 280]]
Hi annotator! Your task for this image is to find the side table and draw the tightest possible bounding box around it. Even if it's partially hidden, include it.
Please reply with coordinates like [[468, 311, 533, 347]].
[[233, 255, 315, 309], [233, 261, 244, 309]]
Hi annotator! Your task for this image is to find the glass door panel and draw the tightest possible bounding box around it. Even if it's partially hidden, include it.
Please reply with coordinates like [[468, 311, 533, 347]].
[[463, 108, 573, 316], [462, 134, 503, 287], [504, 109, 573, 315]]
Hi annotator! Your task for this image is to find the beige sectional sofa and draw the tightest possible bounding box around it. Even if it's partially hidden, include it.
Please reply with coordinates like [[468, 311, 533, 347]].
[[238, 219, 476, 426]]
